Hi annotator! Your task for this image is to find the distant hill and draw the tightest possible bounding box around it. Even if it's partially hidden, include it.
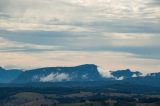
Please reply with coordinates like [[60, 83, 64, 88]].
[[0, 64, 159, 87], [110, 69, 142, 80], [13, 64, 104, 83], [0, 67, 22, 83]]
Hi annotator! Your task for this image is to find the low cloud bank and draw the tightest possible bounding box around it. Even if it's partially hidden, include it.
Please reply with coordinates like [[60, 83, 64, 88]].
[[97, 66, 113, 78], [40, 73, 70, 82]]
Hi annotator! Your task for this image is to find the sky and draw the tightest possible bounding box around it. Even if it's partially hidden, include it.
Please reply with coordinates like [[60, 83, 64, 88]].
[[0, 0, 160, 73]]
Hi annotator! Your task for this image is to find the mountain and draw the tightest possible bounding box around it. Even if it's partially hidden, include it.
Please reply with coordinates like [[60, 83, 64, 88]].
[[0, 67, 22, 83], [0, 64, 160, 87], [13, 64, 104, 83], [110, 69, 142, 80], [125, 72, 160, 87], [147, 72, 160, 78], [110, 69, 160, 87]]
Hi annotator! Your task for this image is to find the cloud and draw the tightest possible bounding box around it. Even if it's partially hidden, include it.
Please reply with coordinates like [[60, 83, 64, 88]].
[[0, 37, 59, 52], [97, 66, 113, 78], [40, 73, 70, 82], [103, 33, 154, 39], [116, 76, 124, 80], [132, 74, 138, 78], [0, 0, 91, 32], [0, 20, 90, 32], [0, 0, 160, 73], [0, 0, 160, 32], [0, 30, 160, 65]]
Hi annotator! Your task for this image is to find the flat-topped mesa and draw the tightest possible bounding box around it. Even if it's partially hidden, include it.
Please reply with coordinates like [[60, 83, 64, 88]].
[[13, 64, 103, 83]]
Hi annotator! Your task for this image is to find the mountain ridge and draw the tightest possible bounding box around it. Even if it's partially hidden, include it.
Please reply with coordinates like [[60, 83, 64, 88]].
[[0, 64, 160, 87], [13, 64, 103, 83]]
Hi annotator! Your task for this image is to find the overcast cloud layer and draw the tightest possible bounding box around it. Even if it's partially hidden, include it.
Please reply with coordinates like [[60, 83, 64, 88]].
[[0, 0, 160, 73]]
